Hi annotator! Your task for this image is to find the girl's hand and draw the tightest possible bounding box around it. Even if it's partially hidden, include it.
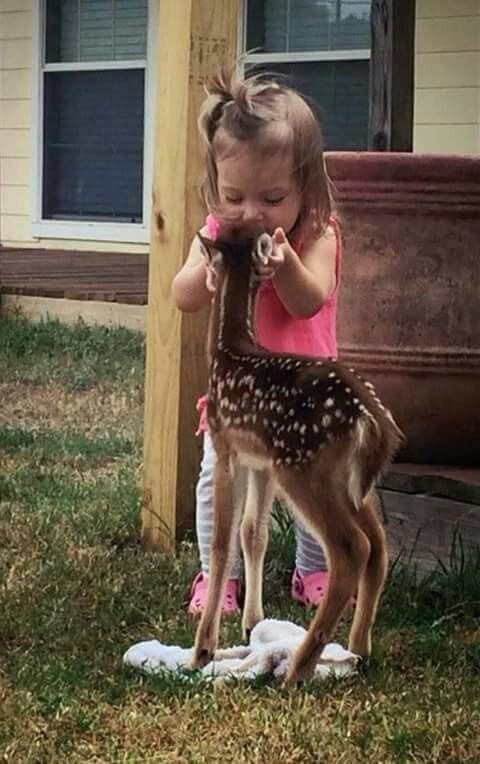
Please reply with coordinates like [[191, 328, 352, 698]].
[[255, 228, 293, 281]]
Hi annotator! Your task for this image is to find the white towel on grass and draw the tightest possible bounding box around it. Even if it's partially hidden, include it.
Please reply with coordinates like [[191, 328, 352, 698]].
[[123, 618, 359, 682]]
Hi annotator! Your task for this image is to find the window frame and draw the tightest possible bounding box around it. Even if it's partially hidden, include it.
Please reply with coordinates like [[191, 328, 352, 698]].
[[31, 0, 157, 244]]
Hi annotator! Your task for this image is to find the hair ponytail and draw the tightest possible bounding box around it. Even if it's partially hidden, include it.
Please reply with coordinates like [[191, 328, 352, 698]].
[[199, 68, 272, 145], [198, 68, 243, 143]]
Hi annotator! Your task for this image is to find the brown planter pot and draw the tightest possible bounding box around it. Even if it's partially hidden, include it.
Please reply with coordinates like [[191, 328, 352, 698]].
[[326, 152, 480, 465]]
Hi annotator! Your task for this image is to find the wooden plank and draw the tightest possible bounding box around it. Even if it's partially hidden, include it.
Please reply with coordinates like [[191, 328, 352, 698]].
[[415, 51, 479, 88], [0, 214, 31, 242], [414, 88, 480, 125], [0, 99, 31, 130], [369, 0, 416, 151], [381, 489, 480, 573], [381, 465, 480, 507], [0, 39, 32, 69], [0, 185, 30, 214], [0, 70, 32, 100], [0, 10, 33, 39], [0, 128, 31, 157], [414, 124, 479, 154], [416, 0, 480, 19], [142, 0, 239, 552], [0, 157, 31, 185], [415, 16, 480, 53], [1, 249, 149, 303]]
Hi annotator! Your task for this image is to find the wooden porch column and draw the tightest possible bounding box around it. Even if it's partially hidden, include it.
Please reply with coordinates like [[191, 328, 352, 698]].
[[142, 0, 239, 552], [369, 0, 416, 151]]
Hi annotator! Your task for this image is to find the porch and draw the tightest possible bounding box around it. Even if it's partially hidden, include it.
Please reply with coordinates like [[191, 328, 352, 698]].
[[1, 248, 148, 331]]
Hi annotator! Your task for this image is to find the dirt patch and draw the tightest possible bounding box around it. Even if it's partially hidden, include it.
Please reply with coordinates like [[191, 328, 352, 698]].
[[0, 381, 143, 441]]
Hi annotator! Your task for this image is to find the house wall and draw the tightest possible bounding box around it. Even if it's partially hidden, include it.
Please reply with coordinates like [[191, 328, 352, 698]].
[[0, 0, 148, 251], [414, 0, 480, 154], [0, 1, 33, 248], [1, 1, 479, 250]]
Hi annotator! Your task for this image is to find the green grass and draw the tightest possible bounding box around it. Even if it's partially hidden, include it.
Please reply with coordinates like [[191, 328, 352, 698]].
[[0, 315, 479, 763], [0, 425, 135, 463], [0, 314, 145, 389]]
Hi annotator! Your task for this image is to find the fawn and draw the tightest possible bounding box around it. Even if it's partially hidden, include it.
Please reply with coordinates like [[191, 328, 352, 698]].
[[191, 227, 403, 683]]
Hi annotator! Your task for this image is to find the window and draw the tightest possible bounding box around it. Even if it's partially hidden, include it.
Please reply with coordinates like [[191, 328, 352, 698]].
[[243, 1, 371, 151], [33, 0, 155, 243]]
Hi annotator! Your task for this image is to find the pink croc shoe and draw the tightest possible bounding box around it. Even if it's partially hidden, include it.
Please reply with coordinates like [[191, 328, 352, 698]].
[[188, 572, 241, 617], [291, 568, 330, 608]]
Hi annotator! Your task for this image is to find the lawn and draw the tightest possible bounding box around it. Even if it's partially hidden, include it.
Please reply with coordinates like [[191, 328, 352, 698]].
[[0, 315, 479, 763]]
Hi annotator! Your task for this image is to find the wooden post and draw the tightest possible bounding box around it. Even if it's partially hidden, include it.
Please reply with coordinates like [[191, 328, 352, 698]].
[[142, 0, 239, 552], [369, 0, 416, 151]]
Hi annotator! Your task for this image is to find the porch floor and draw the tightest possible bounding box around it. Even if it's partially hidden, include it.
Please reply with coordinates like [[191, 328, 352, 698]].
[[1, 247, 148, 305]]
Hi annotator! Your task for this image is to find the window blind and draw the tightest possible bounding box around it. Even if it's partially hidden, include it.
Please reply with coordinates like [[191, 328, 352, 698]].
[[46, 0, 148, 62], [258, 0, 370, 53], [43, 69, 144, 221]]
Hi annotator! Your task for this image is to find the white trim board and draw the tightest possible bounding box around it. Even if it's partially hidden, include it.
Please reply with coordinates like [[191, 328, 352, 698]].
[[2, 294, 147, 333], [244, 50, 370, 63]]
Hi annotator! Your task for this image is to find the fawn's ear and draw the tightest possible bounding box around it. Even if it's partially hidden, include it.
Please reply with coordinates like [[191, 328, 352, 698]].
[[197, 231, 224, 272], [254, 232, 273, 266], [196, 231, 217, 261]]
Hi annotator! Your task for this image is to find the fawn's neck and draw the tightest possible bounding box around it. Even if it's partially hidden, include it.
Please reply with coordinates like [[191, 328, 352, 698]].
[[207, 257, 259, 366]]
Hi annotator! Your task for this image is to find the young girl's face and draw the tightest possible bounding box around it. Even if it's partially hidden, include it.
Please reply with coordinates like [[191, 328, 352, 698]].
[[216, 143, 302, 236]]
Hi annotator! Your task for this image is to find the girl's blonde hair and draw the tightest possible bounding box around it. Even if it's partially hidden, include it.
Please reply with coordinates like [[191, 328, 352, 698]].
[[198, 68, 333, 243]]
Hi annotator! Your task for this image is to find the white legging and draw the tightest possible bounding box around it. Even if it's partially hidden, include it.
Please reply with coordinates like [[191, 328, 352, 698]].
[[195, 432, 327, 579]]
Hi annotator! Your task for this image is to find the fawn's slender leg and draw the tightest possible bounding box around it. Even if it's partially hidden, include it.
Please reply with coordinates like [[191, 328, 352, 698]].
[[348, 490, 388, 658], [277, 474, 370, 683], [288, 505, 370, 683], [191, 456, 246, 669], [240, 468, 274, 639]]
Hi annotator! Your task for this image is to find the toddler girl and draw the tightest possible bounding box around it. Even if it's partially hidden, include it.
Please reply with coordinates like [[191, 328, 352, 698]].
[[172, 70, 342, 616]]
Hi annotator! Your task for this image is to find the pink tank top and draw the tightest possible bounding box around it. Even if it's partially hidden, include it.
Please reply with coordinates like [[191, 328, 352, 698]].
[[196, 215, 342, 432]]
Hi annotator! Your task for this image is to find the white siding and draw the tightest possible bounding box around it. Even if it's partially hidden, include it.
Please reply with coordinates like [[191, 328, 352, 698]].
[[0, 4, 33, 246], [414, 0, 480, 154]]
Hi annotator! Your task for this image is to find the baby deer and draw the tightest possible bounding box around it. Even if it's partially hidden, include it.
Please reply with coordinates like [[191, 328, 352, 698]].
[[191, 227, 403, 683]]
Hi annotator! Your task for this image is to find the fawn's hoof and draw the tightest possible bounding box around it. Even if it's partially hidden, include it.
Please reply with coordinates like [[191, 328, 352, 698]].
[[190, 646, 213, 670], [241, 611, 263, 643], [355, 656, 371, 676], [284, 667, 314, 686], [285, 654, 318, 685]]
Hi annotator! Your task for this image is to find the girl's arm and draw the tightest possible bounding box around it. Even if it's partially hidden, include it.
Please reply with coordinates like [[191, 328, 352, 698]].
[[171, 226, 213, 312], [269, 225, 337, 319]]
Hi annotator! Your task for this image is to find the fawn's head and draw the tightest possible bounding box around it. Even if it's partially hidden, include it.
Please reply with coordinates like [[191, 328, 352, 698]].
[[197, 228, 273, 282]]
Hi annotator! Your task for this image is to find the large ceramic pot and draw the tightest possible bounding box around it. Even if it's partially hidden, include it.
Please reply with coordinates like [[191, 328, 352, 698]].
[[326, 152, 480, 465]]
